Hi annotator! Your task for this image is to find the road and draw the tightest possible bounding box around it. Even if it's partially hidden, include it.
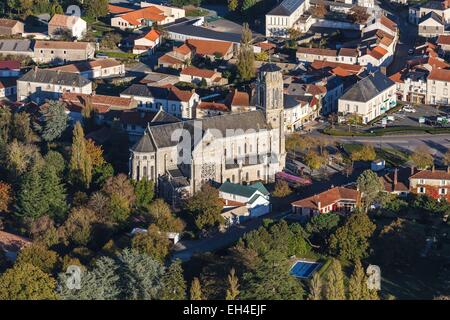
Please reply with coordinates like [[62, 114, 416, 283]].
[[172, 211, 290, 261]]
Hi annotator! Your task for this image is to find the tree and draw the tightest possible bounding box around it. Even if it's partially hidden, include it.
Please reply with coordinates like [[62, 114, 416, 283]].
[[305, 213, 340, 247], [131, 225, 171, 262], [0, 181, 12, 213], [44, 151, 66, 176], [38, 100, 68, 142], [329, 211, 376, 261], [146, 199, 185, 233], [93, 163, 114, 189], [11, 111, 33, 144], [5, 140, 42, 179], [133, 179, 155, 208], [60, 207, 98, 247], [69, 122, 93, 189], [350, 145, 376, 164], [305, 150, 327, 170], [85, 139, 105, 168], [255, 51, 269, 61], [325, 259, 345, 300], [348, 260, 370, 300], [190, 277, 203, 300], [103, 174, 136, 223], [308, 273, 323, 300], [40, 164, 68, 220], [0, 107, 11, 142], [160, 259, 186, 300], [0, 263, 57, 300], [16, 167, 49, 220], [241, 0, 256, 11], [236, 23, 255, 82], [226, 268, 240, 300], [228, 0, 238, 11], [410, 145, 434, 169], [185, 184, 224, 230], [16, 244, 58, 274], [84, 0, 109, 21], [357, 169, 385, 212], [272, 180, 292, 198]]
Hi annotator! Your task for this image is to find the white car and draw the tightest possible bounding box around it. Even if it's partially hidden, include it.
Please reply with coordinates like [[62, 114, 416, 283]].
[[403, 105, 416, 113]]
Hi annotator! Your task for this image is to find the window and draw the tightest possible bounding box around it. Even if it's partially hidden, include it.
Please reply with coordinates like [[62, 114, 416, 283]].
[[440, 188, 447, 195], [441, 180, 446, 186], [444, 88, 448, 96], [419, 179, 424, 184], [418, 186, 425, 193]]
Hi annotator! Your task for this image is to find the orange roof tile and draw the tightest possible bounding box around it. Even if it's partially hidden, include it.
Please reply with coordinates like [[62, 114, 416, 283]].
[[198, 101, 229, 111], [389, 71, 404, 83], [143, 29, 160, 42], [297, 47, 337, 57], [108, 4, 134, 14], [438, 35, 450, 45], [380, 15, 397, 33], [158, 53, 184, 65], [49, 14, 80, 28], [174, 44, 192, 56], [35, 40, 92, 50], [311, 60, 362, 74], [181, 66, 217, 78], [428, 68, 450, 82], [410, 169, 450, 180], [186, 39, 233, 57], [119, 6, 166, 26], [369, 46, 388, 60], [292, 187, 359, 210], [50, 59, 122, 73]]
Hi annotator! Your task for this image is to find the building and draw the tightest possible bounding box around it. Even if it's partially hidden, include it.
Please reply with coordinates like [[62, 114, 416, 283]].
[[133, 29, 161, 55], [196, 101, 229, 118], [338, 71, 396, 124], [409, 1, 450, 25], [283, 94, 319, 132], [118, 108, 181, 137], [265, 0, 310, 37], [0, 78, 17, 98], [140, 2, 186, 20], [409, 167, 450, 200], [33, 41, 95, 64], [291, 186, 360, 218], [219, 181, 271, 224], [296, 47, 359, 64], [437, 34, 450, 51], [140, 72, 179, 87], [185, 39, 234, 61], [49, 59, 125, 79], [0, 39, 34, 57], [224, 89, 253, 112], [0, 18, 24, 36], [158, 44, 193, 70], [418, 12, 445, 38], [390, 68, 428, 104], [426, 68, 450, 105], [129, 63, 286, 201], [0, 61, 21, 77], [120, 84, 199, 119], [381, 168, 410, 196], [48, 14, 87, 40], [179, 66, 228, 86], [17, 68, 92, 103], [111, 6, 172, 30]]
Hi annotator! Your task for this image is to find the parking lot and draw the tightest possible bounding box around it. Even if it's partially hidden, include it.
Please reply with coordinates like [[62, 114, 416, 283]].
[[371, 104, 450, 128]]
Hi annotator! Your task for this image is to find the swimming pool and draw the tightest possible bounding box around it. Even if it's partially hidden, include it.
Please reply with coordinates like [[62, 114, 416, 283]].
[[290, 260, 322, 279]]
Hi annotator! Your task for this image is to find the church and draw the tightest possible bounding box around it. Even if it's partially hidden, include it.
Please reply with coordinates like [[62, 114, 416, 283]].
[[129, 63, 286, 203]]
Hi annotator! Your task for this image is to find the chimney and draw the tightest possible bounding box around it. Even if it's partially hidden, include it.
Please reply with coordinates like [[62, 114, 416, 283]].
[[394, 168, 398, 186], [432, 165, 435, 172], [317, 201, 321, 211], [411, 166, 415, 175]]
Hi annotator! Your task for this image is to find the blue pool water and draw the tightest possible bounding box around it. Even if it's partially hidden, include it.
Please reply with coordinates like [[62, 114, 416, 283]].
[[290, 261, 321, 279]]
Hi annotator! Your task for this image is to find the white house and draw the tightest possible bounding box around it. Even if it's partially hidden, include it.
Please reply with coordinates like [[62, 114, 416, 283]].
[[219, 181, 271, 225], [133, 29, 161, 55], [265, 0, 310, 37], [48, 14, 87, 40]]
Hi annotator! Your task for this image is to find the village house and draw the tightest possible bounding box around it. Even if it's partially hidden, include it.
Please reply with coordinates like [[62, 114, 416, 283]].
[[120, 84, 199, 119], [48, 14, 87, 40], [437, 34, 450, 51], [196, 101, 229, 118], [49, 58, 125, 79], [380, 168, 410, 197], [17, 68, 92, 104], [33, 41, 95, 64], [0, 39, 34, 57], [426, 68, 450, 105], [418, 12, 445, 38], [291, 186, 360, 218], [219, 181, 271, 226], [338, 71, 397, 124], [390, 68, 428, 104], [110, 5, 172, 30], [409, 167, 450, 200], [60, 92, 137, 124], [224, 89, 254, 112], [185, 39, 234, 61], [265, 0, 310, 37], [140, 72, 179, 87], [283, 94, 319, 132], [158, 43, 193, 70], [0, 61, 21, 77], [133, 29, 161, 55], [180, 66, 228, 86], [0, 78, 17, 98], [0, 18, 24, 36], [409, 0, 450, 25]]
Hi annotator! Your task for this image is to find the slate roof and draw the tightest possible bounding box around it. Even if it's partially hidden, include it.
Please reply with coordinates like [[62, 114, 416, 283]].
[[121, 84, 195, 102], [131, 131, 155, 152], [419, 11, 444, 25], [0, 39, 33, 53], [340, 71, 395, 102], [268, 0, 305, 16], [19, 68, 91, 87]]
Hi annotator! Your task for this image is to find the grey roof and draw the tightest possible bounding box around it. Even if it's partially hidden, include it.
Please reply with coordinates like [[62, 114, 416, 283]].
[[259, 63, 281, 73], [340, 71, 395, 103], [419, 11, 444, 25], [131, 131, 155, 153], [121, 84, 164, 98], [0, 39, 33, 53], [151, 108, 181, 124], [249, 181, 269, 196], [268, 0, 305, 16], [284, 94, 301, 109], [166, 19, 243, 44], [286, 83, 307, 96], [145, 110, 269, 149], [19, 68, 91, 87], [421, 1, 446, 10]]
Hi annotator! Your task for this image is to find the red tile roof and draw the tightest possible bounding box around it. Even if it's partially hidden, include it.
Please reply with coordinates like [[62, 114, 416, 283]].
[[108, 4, 134, 14], [181, 66, 217, 78], [292, 187, 359, 210], [198, 101, 229, 111], [438, 34, 450, 45], [256, 41, 276, 51], [186, 39, 233, 57], [0, 19, 20, 28], [119, 6, 166, 25], [49, 14, 80, 28], [380, 15, 397, 33], [50, 59, 122, 73], [311, 60, 362, 74], [369, 46, 388, 60], [61, 92, 134, 112], [174, 44, 192, 56], [297, 47, 337, 57], [143, 29, 160, 42], [428, 68, 450, 82], [410, 169, 450, 180], [389, 70, 404, 83], [35, 40, 92, 50], [339, 48, 358, 57], [0, 60, 20, 70], [158, 53, 184, 65], [226, 88, 249, 107]]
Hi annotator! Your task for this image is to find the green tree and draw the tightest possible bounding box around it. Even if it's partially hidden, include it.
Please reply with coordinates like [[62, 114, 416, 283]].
[[305, 213, 340, 245], [84, 0, 109, 21], [236, 23, 255, 81], [160, 259, 186, 300], [146, 198, 185, 233], [44, 151, 66, 176], [410, 145, 434, 169], [305, 150, 327, 170], [348, 260, 370, 300], [16, 244, 59, 274], [60, 207, 98, 247], [16, 167, 49, 220], [308, 273, 323, 300], [325, 259, 345, 300], [40, 164, 68, 220], [272, 180, 292, 198], [190, 277, 203, 300], [228, 0, 238, 11], [241, 0, 256, 11], [132, 224, 171, 262], [329, 211, 376, 261], [11, 111, 33, 144], [0, 263, 58, 300], [133, 179, 155, 208], [226, 268, 240, 300], [69, 122, 93, 189], [357, 169, 385, 212], [38, 100, 68, 142], [185, 184, 224, 230]]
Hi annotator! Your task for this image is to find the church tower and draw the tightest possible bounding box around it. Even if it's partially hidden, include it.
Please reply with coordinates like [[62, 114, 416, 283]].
[[256, 63, 286, 169]]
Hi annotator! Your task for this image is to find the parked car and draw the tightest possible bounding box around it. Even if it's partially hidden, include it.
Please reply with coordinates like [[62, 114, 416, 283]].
[[403, 105, 416, 113]]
